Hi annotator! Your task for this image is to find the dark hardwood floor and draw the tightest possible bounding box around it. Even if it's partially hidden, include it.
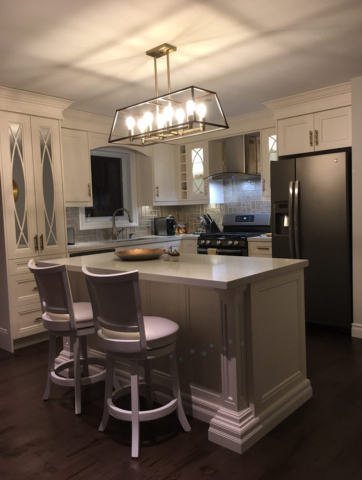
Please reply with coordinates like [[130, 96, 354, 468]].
[[1, 327, 362, 480]]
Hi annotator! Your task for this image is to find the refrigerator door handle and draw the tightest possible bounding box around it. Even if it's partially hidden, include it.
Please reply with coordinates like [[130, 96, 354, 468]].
[[288, 181, 295, 258], [294, 180, 300, 259]]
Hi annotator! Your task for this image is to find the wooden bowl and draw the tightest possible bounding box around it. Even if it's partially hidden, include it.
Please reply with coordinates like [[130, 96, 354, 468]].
[[115, 248, 165, 261]]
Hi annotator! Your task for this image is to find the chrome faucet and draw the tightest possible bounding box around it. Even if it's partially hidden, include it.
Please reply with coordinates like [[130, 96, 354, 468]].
[[112, 208, 134, 240]]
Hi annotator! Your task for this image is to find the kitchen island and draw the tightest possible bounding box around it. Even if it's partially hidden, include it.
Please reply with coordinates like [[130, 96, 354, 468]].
[[44, 253, 312, 454]]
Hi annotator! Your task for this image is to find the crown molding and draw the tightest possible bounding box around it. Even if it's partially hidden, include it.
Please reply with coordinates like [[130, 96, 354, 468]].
[[0, 85, 73, 119], [62, 108, 117, 135], [264, 82, 351, 120]]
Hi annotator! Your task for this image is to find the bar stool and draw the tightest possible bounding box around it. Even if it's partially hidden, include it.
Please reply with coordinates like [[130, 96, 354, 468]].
[[82, 266, 191, 458], [28, 260, 106, 415]]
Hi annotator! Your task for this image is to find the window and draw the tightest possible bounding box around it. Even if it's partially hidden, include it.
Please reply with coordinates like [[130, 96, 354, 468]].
[[79, 147, 138, 230]]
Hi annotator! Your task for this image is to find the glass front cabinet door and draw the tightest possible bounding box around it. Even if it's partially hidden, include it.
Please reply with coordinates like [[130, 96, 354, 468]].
[[31, 117, 66, 256], [185, 140, 209, 202], [0, 112, 66, 259]]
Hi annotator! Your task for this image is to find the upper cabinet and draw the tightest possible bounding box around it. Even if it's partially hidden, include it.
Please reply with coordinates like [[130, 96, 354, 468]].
[[260, 127, 277, 199], [0, 112, 66, 259], [278, 107, 351, 156], [185, 140, 209, 202], [153, 143, 178, 202], [62, 128, 93, 206]]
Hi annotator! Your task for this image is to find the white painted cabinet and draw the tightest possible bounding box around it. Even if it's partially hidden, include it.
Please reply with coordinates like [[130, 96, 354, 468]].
[[179, 238, 198, 254], [0, 92, 69, 352], [248, 238, 272, 257], [153, 144, 178, 202], [278, 107, 351, 156], [0, 112, 66, 259], [62, 128, 93, 206], [260, 127, 277, 199], [185, 140, 209, 202]]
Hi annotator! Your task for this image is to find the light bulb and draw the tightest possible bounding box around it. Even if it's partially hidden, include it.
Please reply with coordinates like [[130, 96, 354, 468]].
[[143, 111, 153, 128], [126, 116, 135, 130], [164, 105, 174, 122], [157, 114, 165, 129], [175, 108, 185, 124], [197, 103, 206, 120], [186, 100, 195, 117], [138, 118, 145, 133]]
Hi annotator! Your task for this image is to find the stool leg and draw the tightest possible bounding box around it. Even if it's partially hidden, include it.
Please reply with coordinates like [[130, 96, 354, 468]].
[[143, 361, 153, 410], [170, 352, 191, 432], [131, 361, 140, 458], [73, 337, 82, 415], [43, 334, 56, 400], [99, 356, 114, 432], [80, 336, 89, 377]]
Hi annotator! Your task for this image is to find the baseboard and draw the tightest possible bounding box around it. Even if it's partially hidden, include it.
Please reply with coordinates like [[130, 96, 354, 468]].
[[351, 323, 362, 339]]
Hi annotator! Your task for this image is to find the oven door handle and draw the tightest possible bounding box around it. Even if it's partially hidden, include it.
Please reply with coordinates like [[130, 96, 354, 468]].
[[217, 249, 243, 255]]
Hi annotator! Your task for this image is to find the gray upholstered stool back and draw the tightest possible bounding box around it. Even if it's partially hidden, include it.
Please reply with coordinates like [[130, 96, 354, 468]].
[[28, 259, 76, 331], [82, 267, 147, 353]]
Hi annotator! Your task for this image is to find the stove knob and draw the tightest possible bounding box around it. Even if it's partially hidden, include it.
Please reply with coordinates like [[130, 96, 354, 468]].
[[206, 240, 211, 245], [201, 240, 205, 245], [234, 241, 239, 246], [228, 241, 233, 245], [217, 241, 222, 245]]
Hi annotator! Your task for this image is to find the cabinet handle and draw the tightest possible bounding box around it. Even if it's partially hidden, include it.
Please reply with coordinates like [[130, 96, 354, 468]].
[[256, 247, 270, 250], [88, 183, 91, 197], [263, 179, 266, 192], [156, 186, 160, 197], [40, 234, 44, 251], [314, 129, 318, 146], [34, 317, 42, 323], [309, 131, 313, 147], [32, 286, 38, 291], [34, 235, 39, 252]]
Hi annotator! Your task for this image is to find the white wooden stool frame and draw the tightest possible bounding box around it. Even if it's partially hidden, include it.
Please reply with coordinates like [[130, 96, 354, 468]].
[[83, 266, 191, 458], [28, 260, 106, 415]]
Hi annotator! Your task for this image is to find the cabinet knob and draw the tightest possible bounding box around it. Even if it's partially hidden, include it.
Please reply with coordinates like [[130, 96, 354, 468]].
[[314, 129, 318, 146], [309, 131, 313, 147]]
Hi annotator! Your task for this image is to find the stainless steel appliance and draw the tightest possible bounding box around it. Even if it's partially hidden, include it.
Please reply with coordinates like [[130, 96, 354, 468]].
[[67, 227, 75, 245], [271, 150, 352, 329], [154, 216, 176, 236], [197, 213, 270, 256]]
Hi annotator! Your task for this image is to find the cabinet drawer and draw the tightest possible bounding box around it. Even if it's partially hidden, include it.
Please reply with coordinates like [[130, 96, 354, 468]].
[[248, 242, 272, 256], [11, 305, 45, 340], [181, 239, 197, 254], [9, 273, 41, 307], [8, 253, 67, 276]]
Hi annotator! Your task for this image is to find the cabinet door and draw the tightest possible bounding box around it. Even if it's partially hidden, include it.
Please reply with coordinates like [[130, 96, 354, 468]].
[[186, 140, 209, 202], [62, 129, 92, 206], [31, 117, 66, 256], [0, 112, 38, 259], [260, 127, 277, 198], [314, 107, 351, 151], [153, 144, 178, 202], [278, 114, 314, 156]]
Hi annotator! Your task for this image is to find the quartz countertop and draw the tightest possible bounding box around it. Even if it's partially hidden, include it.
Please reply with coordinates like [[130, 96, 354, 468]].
[[67, 234, 199, 254], [45, 252, 308, 290]]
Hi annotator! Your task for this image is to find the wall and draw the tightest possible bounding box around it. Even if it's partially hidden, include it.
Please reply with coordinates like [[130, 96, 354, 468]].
[[352, 76, 362, 338], [66, 178, 271, 242]]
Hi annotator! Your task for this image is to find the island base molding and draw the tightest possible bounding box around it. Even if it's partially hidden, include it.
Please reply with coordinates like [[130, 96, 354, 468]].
[[209, 379, 312, 454], [351, 322, 362, 338]]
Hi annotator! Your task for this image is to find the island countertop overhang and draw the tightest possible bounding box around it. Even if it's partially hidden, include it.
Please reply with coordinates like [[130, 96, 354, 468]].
[[42, 253, 308, 290]]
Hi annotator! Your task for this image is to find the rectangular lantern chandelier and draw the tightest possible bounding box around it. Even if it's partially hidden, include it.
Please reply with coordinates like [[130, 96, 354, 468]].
[[109, 44, 229, 146]]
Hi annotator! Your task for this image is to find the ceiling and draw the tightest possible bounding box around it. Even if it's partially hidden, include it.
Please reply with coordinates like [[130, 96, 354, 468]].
[[1, 0, 362, 119]]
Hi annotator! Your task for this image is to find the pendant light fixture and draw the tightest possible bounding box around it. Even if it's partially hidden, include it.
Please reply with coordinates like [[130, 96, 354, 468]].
[[109, 43, 229, 146]]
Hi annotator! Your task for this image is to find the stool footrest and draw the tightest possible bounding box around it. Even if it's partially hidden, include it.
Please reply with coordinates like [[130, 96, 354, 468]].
[[51, 357, 106, 387]]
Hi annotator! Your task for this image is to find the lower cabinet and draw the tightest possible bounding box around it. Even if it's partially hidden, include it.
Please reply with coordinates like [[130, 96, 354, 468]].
[[248, 239, 272, 258], [179, 238, 198, 254]]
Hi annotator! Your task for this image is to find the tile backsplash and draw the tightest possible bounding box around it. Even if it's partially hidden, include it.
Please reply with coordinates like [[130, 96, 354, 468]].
[[66, 178, 271, 243]]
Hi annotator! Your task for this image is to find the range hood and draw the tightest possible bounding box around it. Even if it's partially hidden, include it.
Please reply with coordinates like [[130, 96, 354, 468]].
[[206, 134, 260, 181]]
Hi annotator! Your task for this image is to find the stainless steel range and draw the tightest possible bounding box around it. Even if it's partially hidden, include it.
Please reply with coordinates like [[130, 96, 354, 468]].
[[197, 213, 271, 256]]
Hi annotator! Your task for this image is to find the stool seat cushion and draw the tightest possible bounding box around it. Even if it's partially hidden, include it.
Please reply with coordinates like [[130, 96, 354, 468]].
[[101, 316, 179, 350], [43, 302, 94, 325]]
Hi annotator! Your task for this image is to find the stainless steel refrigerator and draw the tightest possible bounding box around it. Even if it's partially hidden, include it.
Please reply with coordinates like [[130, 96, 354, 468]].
[[271, 150, 352, 329]]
